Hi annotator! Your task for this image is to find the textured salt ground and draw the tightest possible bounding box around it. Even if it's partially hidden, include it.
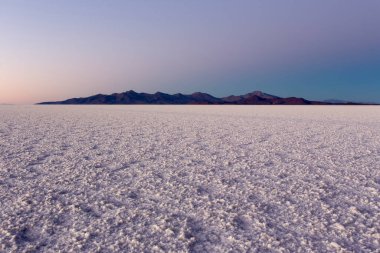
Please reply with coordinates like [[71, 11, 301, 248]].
[[0, 105, 379, 252]]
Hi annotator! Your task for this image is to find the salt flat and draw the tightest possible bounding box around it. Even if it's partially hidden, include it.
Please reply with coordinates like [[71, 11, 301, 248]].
[[0, 105, 379, 252]]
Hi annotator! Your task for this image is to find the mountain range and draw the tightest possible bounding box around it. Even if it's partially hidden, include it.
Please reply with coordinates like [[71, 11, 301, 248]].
[[38, 90, 371, 105]]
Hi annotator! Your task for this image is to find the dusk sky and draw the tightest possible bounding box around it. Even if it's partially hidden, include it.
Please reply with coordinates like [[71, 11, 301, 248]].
[[1, 0, 380, 104]]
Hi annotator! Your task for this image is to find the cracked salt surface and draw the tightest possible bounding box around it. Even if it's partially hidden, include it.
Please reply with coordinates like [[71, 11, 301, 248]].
[[0, 105, 379, 252]]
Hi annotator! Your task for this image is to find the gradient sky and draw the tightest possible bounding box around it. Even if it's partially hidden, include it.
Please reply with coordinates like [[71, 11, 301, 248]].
[[1, 0, 380, 104]]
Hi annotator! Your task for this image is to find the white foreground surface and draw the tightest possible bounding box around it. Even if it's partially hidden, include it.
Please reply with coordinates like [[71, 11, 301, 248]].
[[0, 105, 379, 252]]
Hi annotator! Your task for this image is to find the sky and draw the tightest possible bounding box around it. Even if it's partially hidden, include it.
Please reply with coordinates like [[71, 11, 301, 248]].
[[1, 0, 380, 104]]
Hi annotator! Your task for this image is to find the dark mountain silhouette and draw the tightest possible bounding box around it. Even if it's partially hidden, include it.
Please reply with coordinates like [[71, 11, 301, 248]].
[[38, 90, 371, 105], [222, 91, 280, 103]]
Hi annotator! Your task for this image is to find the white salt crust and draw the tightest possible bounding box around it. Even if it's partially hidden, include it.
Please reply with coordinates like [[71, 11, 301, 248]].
[[0, 105, 379, 252]]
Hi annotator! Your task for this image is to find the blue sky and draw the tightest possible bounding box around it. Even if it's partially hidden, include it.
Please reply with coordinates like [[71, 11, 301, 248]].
[[1, 0, 380, 103]]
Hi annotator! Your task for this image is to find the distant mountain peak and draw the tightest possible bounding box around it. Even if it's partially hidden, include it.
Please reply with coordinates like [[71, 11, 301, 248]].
[[191, 92, 208, 96], [251, 90, 264, 95], [124, 90, 137, 94], [38, 90, 372, 105], [244, 91, 280, 99]]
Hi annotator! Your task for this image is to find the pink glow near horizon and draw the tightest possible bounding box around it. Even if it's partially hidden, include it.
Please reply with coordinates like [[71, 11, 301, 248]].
[[1, 0, 380, 104]]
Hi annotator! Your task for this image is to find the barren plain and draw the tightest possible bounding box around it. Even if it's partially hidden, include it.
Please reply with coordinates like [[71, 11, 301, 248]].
[[0, 105, 379, 252]]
